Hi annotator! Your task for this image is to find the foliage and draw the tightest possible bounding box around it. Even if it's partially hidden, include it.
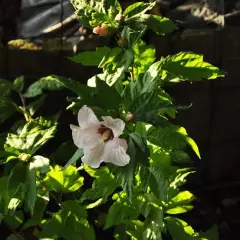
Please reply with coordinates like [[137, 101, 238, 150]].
[[0, 1, 223, 239]]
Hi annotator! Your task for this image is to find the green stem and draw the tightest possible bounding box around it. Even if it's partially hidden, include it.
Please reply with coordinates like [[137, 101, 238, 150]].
[[18, 91, 30, 121]]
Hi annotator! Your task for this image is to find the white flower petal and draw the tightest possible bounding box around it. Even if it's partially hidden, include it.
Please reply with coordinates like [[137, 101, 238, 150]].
[[101, 116, 125, 138], [102, 138, 130, 166], [78, 105, 100, 129], [70, 124, 102, 149], [82, 144, 105, 168]]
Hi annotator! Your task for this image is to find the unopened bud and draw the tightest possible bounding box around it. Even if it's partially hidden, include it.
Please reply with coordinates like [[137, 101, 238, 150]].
[[18, 153, 31, 162], [120, 15, 125, 22], [118, 38, 127, 47], [125, 113, 135, 122], [93, 26, 102, 35], [93, 24, 109, 37]]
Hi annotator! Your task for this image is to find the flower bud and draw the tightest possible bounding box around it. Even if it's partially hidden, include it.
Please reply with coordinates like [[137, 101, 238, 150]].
[[18, 153, 31, 162], [93, 24, 109, 37], [118, 38, 127, 47], [125, 113, 135, 122], [120, 15, 125, 22], [93, 26, 102, 35]]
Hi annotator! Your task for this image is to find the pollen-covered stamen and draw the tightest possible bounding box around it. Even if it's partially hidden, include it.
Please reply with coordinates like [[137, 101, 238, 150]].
[[98, 125, 114, 142]]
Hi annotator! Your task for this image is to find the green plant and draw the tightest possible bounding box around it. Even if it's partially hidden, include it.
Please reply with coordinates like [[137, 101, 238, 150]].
[[0, 1, 223, 239]]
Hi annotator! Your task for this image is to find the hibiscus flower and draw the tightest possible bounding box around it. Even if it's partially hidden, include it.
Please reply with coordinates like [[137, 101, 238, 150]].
[[70, 105, 130, 168]]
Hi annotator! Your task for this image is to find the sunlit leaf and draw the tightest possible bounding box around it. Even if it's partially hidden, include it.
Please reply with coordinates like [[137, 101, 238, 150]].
[[4, 118, 57, 156], [141, 14, 177, 35], [70, 47, 110, 66], [161, 52, 225, 82], [133, 40, 156, 76], [43, 165, 84, 193], [121, 26, 147, 48], [165, 217, 201, 240], [81, 166, 118, 202], [165, 191, 195, 214], [70, 0, 121, 28], [104, 192, 141, 229], [99, 48, 134, 86], [124, 2, 155, 19], [40, 200, 95, 240]]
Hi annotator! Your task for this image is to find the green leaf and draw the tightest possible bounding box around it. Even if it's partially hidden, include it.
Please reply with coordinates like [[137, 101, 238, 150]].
[[3, 211, 24, 230], [27, 95, 47, 116], [7, 162, 28, 211], [0, 177, 11, 214], [43, 165, 84, 193], [147, 125, 186, 151], [141, 15, 177, 35], [22, 196, 48, 229], [99, 47, 123, 69], [24, 75, 92, 98], [64, 148, 83, 168], [40, 200, 95, 240], [133, 40, 156, 76], [104, 192, 140, 229], [70, 47, 110, 66], [24, 156, 49, 214], [6, 234, 25, 240], [0, 78, 14, 96], [148, 151, 174, 201], [115, 135, 138, 197], [186, 136, 201, 159], [165, 217, 202, 240], [99, 48, 134, 86], [200, 225, 219, 240], [71, 0, 120, 28], [13, 76, 25, 91], [26, 164, 37, 215], [5, 118, 57, 155], [165, 191, 195, 214], [50, 141, 77, 165], [24, 76, 64, 98], [0, 97, 18, 125], [129, 91, 175, 124], [118, 220, 144, 240], [87, 76, 122, 109], [81, 166, 118, 202], [147, 124, 200, 158], [124, 2, 155, 19], [121, 26, 147, 48], [161, 52, 224, 82]]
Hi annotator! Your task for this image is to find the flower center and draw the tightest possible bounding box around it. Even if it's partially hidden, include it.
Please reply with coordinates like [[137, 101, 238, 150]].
[[98, 125, 114, 142]]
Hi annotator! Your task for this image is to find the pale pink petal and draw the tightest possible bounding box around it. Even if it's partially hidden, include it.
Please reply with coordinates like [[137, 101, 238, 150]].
[[70, 124, 102, 149], [82, 143, 105, 168], [78, 105, 100, 129], [102, 138, 130, 166], [101, 116, 125, 138]]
